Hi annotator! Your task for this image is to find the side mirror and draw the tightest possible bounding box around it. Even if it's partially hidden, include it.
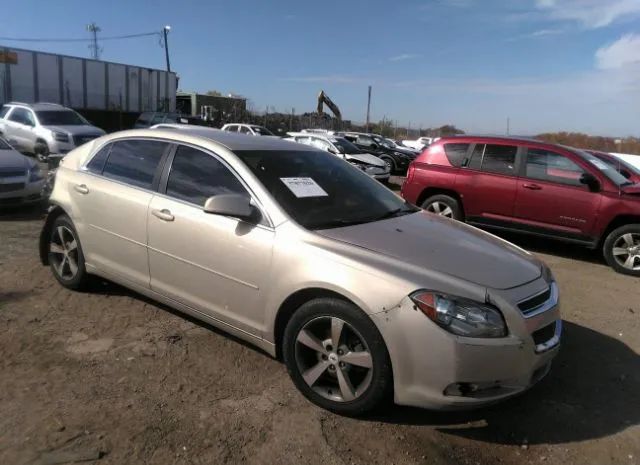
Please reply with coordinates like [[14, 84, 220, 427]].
[[203, 194, 258, 222], [579, 172, 600, 192], [327, 146, 338, 154]]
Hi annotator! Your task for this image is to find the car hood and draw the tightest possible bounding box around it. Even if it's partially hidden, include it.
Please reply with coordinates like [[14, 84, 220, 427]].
[[345, 153, 386, 167], [316, 211, 542, 290], [45, 125, 106, 136], [621, 183, 640, 195], [0, 148, 30, 170]]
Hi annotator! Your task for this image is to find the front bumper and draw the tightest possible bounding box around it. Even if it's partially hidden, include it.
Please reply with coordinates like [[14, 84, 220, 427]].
[[373, 286, 561, 410], [0, 179, 45, 207]]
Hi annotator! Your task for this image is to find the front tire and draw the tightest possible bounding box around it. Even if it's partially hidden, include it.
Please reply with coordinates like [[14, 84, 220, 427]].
[[379, 156, 395, 174], [283, 298, 392, 415], [421, 194, 463, 221], [603, 224, 640, 276], [48, 215, 89, 290]]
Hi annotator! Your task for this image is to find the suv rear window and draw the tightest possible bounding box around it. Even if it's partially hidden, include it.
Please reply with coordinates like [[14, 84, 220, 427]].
[[443, 143, 470, 167]]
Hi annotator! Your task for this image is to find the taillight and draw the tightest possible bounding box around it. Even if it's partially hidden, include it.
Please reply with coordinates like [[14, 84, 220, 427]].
[[406, 162, 416, 183]]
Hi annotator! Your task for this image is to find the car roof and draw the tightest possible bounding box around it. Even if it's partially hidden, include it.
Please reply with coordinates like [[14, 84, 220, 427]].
[[4, 102, 71, 111], [436, 134, 545, 145], [145, 125, 312, 151]]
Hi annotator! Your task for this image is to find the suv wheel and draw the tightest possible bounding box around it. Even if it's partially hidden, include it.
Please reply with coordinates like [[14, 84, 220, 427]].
[[421, 194, 463, 221], [283, 298, 392, 415], [48, 215, 89, 290], [603, 225, 640, 276], [379, 156, 395, 173], [35, 141, 50, 162]]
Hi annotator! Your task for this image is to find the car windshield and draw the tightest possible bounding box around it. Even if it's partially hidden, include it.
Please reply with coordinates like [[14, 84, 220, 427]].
[[575, 150, 633, 186], [372, 135, 394, 149], [36, 110, 87, 126], [330, 137, 361, 154], [252, 126, 274, 136], [235, 149, 416, 229], [595, 154, 640, 176]]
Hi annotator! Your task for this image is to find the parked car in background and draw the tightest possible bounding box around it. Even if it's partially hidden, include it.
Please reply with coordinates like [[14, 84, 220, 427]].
[[587, 150, 640, 184], [286, 132, 390, 182], [221, 123, 274, 136], [39, 127, 560, 414], [402, 135, 640, 276], [0, 136, 45, 207], [336, 132, 414, 174], [402, 137, 435, 151], [385, 138, 421, 155], [0, 102, 105, 162], [134, 112, 203, 129]]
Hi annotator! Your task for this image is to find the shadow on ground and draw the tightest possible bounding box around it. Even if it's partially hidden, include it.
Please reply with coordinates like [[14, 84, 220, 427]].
[[0, 204, 47, 222], [368, 321, 639, 445]]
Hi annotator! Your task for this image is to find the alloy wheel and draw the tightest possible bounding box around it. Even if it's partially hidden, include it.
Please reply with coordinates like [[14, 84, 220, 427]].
[[49, 226, 80, 280], [294, 316, 373, 403], [611, 233, 640, 271], [426, 201, 454, 218]]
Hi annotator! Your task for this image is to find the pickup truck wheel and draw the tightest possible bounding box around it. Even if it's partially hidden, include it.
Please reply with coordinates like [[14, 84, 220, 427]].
[[421, 194, 463, 221], [603, 225, 640, 276], [35, 141, 50, 163]]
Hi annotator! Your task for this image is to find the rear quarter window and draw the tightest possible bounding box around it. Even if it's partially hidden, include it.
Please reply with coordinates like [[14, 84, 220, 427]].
[[443, 143, 470, 167], [0, 106, 11, 119]]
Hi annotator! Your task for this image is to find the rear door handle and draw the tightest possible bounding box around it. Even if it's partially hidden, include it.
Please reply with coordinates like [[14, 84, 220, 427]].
[[74, 184, 89, 194], [523, 183, 542, 190], [152, 208, 175, 222]]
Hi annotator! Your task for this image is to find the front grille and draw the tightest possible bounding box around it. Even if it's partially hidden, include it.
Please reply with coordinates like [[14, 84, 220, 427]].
[[0, 169, 26, 178], [0, 183, 24, 193], [518, 287, 552, 315], [532, 322, 556, 346], [73, 135, 98, 146]]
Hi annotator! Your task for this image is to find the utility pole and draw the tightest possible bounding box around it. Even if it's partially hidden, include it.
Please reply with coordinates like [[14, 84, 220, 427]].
[[163, 25, 171, 72], [86, 23, 101, 60], [507, 117, 510, 136], [365, 85, 372, 133]]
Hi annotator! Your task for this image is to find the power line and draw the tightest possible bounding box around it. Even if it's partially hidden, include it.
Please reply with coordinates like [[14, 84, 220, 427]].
[[0, 31, 161, 43]]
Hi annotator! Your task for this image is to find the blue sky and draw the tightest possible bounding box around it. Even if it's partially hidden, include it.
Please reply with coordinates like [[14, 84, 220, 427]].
[[1, 0, 639, 136]]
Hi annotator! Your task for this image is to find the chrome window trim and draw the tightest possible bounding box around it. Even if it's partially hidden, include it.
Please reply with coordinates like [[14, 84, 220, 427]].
[[518, 281, 559, 319], [80, 136, 275, 229]]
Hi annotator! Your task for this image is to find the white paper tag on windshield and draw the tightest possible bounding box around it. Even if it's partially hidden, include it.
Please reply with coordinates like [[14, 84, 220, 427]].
[[280, 177, 328, 198]]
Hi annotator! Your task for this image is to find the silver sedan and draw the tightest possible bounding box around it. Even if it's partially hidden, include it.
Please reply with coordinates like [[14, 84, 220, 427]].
[[39, 127, 561, 415], [0, 137, 45, 207]]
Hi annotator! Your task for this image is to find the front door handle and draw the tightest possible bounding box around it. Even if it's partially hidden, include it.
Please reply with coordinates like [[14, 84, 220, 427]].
[[523, 183, 542, 190], [74, 184, 89, 194], [152, 208, 175, 222]]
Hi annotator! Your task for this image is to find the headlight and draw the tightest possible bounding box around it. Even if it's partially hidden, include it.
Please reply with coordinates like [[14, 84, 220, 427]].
[[410, 291, 507, 338], [52, 131, 69, 142], [541, 263, 554, 284], [29, 164, 43, 182]]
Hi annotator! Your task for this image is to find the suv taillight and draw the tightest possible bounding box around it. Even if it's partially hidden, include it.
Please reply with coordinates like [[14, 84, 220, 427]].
[[406, 162, 416, 183]]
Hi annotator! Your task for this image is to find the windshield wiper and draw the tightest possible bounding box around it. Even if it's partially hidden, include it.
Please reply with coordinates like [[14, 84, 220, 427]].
[[371, 204, 419, 221], [307, 217, 376, 230]]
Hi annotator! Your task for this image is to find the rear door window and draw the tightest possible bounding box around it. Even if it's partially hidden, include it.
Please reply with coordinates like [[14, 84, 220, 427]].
[[443, 143, 470, 167], [481, 144, 517, 176], [525, 148, 585, 186], [8, 107, 29, 125], [86, 144, 112, 174], [102, 139, 169, 189], [466, 144, 484, 170], [239, 126, 252, 134]]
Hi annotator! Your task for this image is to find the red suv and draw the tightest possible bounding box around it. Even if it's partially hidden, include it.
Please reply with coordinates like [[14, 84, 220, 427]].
[[402, 136, 640, 276]]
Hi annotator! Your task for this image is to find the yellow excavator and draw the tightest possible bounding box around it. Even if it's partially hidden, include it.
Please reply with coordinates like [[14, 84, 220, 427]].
[[317, 90, 342, 122]]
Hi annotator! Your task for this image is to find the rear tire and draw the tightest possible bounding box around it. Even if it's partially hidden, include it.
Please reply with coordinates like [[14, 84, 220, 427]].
[[48, 215, 89, 290], [603, 224, 640, 276], [379, 156, 395, 174], [283, 298, 392, 415], [421, 194, 463, 221], [35, 141, 50, 163]]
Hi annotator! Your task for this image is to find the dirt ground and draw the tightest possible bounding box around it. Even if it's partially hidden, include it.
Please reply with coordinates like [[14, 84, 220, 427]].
[[1, 200, 639, 465]]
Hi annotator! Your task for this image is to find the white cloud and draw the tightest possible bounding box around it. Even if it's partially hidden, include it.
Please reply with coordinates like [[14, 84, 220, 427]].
[[535, 0, 640, 28], [596, 34, 640, 69], [389, 53, 420, 62]]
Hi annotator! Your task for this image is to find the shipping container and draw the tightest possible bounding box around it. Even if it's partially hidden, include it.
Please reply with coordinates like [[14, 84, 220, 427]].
[[0, 45, 176, 114]]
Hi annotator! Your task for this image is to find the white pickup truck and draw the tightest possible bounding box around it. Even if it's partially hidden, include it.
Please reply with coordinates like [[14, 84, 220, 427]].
[[401, 137, 437, 151]]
